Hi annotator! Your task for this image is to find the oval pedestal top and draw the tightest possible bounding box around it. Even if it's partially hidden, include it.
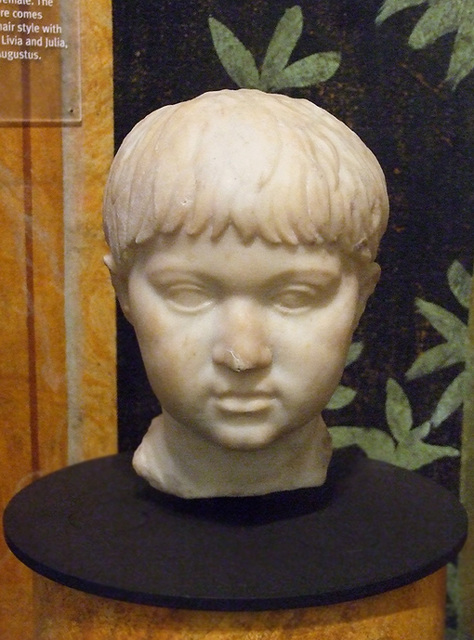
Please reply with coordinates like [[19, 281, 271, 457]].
[[3, 447, 467, 611]]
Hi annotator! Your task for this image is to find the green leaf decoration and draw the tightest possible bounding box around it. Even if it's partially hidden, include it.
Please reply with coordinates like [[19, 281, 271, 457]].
[[260, 6, 303, 88], [430, 370, 468, 427], [393, 439, 459, 469], [330, 425, 459, 469], [415, 298, 467, 344], [446, 0, 474, 86], [330, 377, 459, 470], [406, 341, 465, 379], [405, 260, 470, 436], [385, 378, 413, 443], [403, 421, 431, 445], [330, 258, 470, 467], [376, 0, 427, 25], [376, 0, 474, 88], [346, 341, 364, 366], [268, 52, 341, 92], [209, 6, 340, 92], [448, 260, 472, 309], [208, 17, 260, 89], [326, 385, 357, 410], [330, 426, 397, 461], [326, 342, 363, 410], [407, 260, 470, 380], [408, 0, 461, 49]]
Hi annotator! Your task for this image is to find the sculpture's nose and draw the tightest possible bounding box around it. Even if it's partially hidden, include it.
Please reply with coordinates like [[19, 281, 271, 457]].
[[211, 298, 272, 372]]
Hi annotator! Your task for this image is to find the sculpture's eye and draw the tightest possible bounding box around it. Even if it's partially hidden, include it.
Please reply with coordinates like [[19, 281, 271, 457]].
[[162, 283, 213, 312], [270, 284, 331, 313]]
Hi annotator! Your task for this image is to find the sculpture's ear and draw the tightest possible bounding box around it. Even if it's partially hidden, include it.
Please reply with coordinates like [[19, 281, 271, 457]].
[[104, 254, 132, 323], [355, 262, 381, 326]]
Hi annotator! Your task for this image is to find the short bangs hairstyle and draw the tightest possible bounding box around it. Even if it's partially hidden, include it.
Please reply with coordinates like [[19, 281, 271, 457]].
[[103, 89, 389, 267]]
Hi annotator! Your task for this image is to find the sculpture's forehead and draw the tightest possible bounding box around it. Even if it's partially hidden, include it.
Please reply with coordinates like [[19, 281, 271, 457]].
[[132, 228, 345, 289]]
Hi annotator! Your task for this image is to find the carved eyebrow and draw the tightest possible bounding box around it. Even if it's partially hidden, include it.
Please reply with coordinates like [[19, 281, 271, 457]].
[[266, 268, 342, 287], [143, 267, 223, 291], [145, 266, 341, 287], [145, 266, 205, 281]]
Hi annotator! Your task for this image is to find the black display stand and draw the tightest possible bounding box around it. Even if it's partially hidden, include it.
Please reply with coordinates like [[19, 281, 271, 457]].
[[3, 447, 467, 612]]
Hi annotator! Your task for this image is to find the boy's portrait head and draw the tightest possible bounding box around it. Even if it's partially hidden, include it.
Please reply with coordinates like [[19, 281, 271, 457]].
[[103, 89, 389, 499]]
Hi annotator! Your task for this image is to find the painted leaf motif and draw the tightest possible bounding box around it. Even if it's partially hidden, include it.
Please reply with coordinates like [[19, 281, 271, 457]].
[[346, 341, 364, 367], [402, 421, 431, 446], [407, 260, 469, 378], [406, 341, 465, 380], [269, 52, 341, 91], [376, 0, 474, 88], [330, 376, 460, 469], [208, 17, 259, 88], [326, 385, 357, 410], [330, 424, 459, 468], [447, 0, 474, 86], [331, 364, 462, 468], [448, 260, 472, 309], [385, 378, 413, 444], [408, 0, 461, 49], [260, 6, 303, 88], [209, 8, 341, 92], [430, 370, 468, 427], [415, 298, 467, 344], [329, 426, 397, 461], [326, 342, 362, 410], [376, 0, 427, 25], [392, 440, 459, 469]]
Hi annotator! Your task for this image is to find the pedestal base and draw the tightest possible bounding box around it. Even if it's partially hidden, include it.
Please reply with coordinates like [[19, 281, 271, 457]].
[[34, 569, 446, 640], [4, 449, 466, 610]]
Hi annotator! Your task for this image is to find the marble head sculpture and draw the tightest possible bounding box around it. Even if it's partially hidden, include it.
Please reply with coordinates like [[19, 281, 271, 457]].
[[103, 89, 389, 498]]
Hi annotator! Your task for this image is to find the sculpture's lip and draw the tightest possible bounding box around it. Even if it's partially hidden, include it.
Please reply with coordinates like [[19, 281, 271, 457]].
[[214, 387, 274, 397], [213, 393, 273, 413]]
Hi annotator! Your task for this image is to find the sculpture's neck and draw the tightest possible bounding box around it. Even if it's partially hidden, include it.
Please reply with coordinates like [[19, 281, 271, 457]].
[[132, 413, 332, 499]]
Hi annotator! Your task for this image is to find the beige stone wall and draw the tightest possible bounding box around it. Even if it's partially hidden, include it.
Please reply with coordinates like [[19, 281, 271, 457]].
[[0, 1, 115, 637]]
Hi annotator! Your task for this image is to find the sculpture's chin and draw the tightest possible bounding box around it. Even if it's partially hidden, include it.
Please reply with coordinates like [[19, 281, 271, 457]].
[[132, 413, 333, 499]]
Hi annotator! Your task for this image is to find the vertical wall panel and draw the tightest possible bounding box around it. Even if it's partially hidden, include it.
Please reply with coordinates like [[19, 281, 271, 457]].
[[0, 128, 34, 640], [0, 0, 115, 637], [459, 279, 474, 634]]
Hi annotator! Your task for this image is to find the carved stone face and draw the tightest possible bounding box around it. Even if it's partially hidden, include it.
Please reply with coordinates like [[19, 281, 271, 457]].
[[117, 227, 378, 453]]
